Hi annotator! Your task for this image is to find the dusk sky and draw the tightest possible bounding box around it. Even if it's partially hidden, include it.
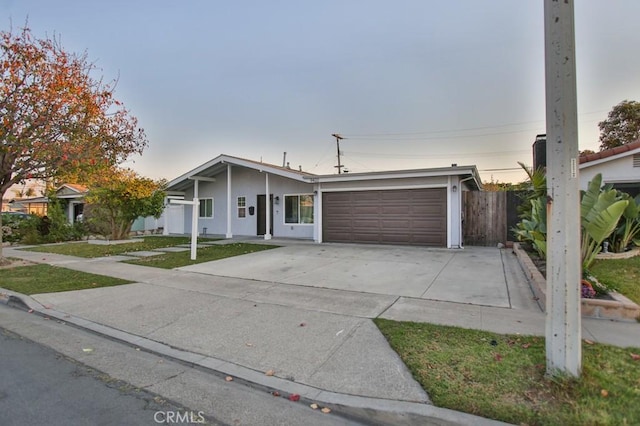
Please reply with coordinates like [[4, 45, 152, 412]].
[[3, 1, 640, 184]]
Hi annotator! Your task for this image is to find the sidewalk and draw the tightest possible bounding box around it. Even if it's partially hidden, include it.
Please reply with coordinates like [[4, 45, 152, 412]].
[[2, 242, 639, 424]]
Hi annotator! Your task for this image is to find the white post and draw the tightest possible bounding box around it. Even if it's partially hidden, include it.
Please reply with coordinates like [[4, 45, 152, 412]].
[[190, 197, 199, 260], [163, 197, 169, 235], [169, 198, 199, 260], [314, 184, 322, 243], [544, 0, 581, 377], [264, 173, 272, 240], [226, 165, 233, 238]]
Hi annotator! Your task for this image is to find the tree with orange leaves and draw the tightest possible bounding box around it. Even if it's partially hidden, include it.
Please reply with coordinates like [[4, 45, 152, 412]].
[[0, 25, 148, 260]]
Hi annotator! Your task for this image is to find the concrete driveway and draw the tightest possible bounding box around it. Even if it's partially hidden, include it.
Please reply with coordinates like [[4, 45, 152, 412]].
[[180, 243, 525, 309]]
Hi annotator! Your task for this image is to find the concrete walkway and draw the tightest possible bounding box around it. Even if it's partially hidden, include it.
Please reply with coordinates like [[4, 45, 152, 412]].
[[2, 240, 639, 424]]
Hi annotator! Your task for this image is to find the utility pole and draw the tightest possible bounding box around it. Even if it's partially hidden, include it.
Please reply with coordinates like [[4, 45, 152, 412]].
[[544, 0, 581, 377], [331, 133, 344, 174]]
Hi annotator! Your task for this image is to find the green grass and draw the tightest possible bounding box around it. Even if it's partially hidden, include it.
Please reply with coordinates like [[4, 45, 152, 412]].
[[0, 264, 133, 294], [123, 243, 277, 269], [23, 236, 216, 258], [590, 256, 640, 305], [375, 319, 640, 426]]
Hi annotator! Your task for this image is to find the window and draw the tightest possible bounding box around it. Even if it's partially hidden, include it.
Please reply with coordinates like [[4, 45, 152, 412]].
[[199, 198, 213, 218], [237, 196, 246, 218], [285, 194, 314, 224]]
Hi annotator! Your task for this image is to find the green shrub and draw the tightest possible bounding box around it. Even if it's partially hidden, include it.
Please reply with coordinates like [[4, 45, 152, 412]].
[[1, 213, 28, 243]]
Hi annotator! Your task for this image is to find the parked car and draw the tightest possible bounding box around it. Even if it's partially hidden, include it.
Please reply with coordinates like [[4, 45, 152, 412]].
[[1, 211, 32, 219]]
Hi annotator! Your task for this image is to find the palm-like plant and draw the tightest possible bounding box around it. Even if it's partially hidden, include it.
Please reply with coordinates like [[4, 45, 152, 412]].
[[513, 162, 548, 257], [609, 193, 640, 252], [580, 174, 629, 269]]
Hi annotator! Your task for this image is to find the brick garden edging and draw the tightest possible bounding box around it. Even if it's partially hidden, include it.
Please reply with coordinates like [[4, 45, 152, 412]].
[[512, 243, 640, 322], [595, 247, 640, 260]]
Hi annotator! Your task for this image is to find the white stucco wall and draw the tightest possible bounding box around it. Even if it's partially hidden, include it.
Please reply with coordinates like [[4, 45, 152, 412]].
[[580, 154, 640, 189]]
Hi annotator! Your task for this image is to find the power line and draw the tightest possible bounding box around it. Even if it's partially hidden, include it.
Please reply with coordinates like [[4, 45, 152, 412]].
[[343, 149, 530, 159], [343, 120, 545, 138], [339, 109, 608, 140], [343, 127, 543, 141]]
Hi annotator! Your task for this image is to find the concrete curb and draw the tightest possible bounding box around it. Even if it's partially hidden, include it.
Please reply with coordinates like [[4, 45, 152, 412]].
[[0, 287, 510, 426]]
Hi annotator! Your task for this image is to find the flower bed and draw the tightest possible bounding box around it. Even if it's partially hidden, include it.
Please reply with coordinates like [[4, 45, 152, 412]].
[[512, 243, 640, 322]]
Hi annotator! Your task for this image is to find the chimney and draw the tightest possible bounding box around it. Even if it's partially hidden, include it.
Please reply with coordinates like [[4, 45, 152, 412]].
[[286, 162, 290, 169], [533, 134, 546, 171], [282, 152, 287, 167]]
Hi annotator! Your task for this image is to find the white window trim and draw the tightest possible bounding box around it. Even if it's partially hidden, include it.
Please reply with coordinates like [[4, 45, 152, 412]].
[[237, 196, 247, 219], [283, 193, 314, 225], [199, 197, 214, 218]]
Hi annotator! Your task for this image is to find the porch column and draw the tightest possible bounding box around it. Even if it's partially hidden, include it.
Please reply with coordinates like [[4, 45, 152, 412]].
[[264, 173, 272, 240], [67, 202, 75, 223], [314, 183, 322, 243], [193, 179, 199, 236], [226, 165, 233, 238], [446, 177, 452, 248]]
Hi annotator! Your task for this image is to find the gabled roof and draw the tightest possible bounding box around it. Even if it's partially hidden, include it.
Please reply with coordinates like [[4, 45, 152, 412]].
[[166, 154, 483, 193], [56, 183, 88, 199], [166, 154, 315, 192], [579, 139, 640, 168], [61, 183, 88, 193]]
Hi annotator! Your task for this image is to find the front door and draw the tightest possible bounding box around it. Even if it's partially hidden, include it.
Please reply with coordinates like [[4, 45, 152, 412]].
[[256, 194, 273, 236]]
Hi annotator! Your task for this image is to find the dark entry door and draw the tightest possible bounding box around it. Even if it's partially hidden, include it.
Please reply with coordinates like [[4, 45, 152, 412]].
[[256, 194, 273, 236]]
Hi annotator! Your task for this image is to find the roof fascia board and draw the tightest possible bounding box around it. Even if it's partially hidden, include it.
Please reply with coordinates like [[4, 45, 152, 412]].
[[306, 166, 479, 183], [166, 154, 226, 188], [188, 176, 217, 182]]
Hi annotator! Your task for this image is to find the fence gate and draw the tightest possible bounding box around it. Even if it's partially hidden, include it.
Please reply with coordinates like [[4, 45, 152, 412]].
[[463, 191, 506, 246], [463, 191, 524, 246]]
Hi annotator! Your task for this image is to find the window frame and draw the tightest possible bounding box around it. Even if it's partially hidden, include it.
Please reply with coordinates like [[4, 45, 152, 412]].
[[237, 196, 247, 218], [284, 194, 314, 225], [198, 198, 214, 218]]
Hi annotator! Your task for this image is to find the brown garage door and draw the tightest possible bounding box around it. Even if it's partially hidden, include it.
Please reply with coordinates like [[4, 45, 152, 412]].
[[322, 188, 447, 246]]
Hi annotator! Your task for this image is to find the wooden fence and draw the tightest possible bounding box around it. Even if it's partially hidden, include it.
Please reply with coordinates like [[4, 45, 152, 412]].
[[463, 191, 523, 246]]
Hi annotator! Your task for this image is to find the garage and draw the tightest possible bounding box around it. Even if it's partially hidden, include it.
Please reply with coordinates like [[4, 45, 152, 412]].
[[322, 188, 447, 246]]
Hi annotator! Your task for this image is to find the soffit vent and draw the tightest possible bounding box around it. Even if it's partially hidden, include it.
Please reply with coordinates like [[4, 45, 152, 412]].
[[634, 154, 640, 168]]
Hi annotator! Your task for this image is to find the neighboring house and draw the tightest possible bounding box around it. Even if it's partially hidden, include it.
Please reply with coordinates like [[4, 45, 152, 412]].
[[5, 183, 88, 219], [56, 183, 89, 223], [164, 154, 482, 248], [6, 196, 48, 215], [579, 139, 640, 197]]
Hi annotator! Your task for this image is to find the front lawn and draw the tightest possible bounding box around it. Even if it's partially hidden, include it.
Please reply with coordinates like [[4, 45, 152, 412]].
[[590, 255, 640, 305], [23, 236, 216, 258], [123, 243, 277, 269], [375, 319, 640, 426], [0, 264, 133, 294]]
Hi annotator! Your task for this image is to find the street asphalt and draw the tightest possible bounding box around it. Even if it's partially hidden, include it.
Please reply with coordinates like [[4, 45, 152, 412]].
[[2, 239, 639, 425]]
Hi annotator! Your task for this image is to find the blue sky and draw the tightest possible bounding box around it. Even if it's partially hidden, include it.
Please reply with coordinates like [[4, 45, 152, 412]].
[[3, 1, 640, 184]]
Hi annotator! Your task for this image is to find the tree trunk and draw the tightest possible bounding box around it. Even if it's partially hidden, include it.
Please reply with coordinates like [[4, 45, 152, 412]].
[[0, 196, 6, 263]]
